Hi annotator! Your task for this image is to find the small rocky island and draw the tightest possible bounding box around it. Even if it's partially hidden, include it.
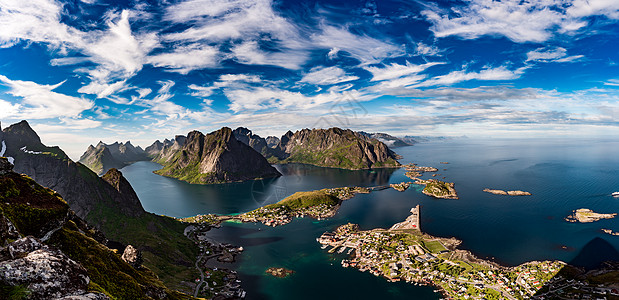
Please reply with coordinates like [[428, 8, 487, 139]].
[[265, 267, 295, 278], [601, 229, 619, 236], [390, 182, 411, 192], [565, 208, 617, 223], [402, 163, 458, 199], [483, 188, 532, 196]]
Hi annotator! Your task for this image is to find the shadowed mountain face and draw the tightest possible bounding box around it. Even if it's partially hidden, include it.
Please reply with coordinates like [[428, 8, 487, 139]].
[[570, 237, 619, 270], [79, 141, 149, 175], [232, 127, 280, 158], [0, 157, 190, 300], [272, 127, 401, 169], [154, 127, 281, 184], [1, 120, 145, 221]]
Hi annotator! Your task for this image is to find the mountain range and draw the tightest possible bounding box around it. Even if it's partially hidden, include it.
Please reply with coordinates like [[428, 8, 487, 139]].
[[79, 141, 149, 175], [0, 120, 202, 296]]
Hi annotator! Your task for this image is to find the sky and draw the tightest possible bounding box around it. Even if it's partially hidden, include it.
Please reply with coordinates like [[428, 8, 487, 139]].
[[0, 0, 618, 160]]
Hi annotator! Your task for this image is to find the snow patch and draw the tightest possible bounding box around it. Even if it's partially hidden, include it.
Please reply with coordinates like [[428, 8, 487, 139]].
[[1, 140, 16, 165], [20, 146, 42, 155]]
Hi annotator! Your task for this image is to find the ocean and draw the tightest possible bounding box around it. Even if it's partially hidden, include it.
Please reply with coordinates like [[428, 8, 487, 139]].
[[121, 138, 619, 299]]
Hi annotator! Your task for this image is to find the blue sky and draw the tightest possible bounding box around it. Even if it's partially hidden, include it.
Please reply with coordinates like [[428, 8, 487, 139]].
[[0, 0, 618, 159]]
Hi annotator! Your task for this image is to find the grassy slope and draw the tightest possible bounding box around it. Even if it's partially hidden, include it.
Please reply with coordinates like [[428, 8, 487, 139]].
[[88, 204, 200, 294], [0, 172, 195, 300], [263, 190, 340, 211]]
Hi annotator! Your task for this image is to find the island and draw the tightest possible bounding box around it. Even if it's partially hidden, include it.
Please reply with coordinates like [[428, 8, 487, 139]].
[[483, 189, 532, 196], [601, 229, 619, 236], [390, 182, 412, 192], [265, 267, 295, 278], [565, 208, 617, 223], [415, 179, 459, 199], [317, 206, 566, 300]]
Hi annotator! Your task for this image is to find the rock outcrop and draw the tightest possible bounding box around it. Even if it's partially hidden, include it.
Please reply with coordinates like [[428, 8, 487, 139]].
[[79, 141, 148, 175], [565, 208, 617, 223], [154, 127, 281, 184], [121, 245, 143, 269], [272, 127, 401, 169]]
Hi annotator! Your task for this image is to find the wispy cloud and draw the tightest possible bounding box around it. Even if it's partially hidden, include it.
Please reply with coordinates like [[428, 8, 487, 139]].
[[421, 0, 619, 43], [0, 74, 93, 119], [365, 62, 443, 81], [300, 66, 359, 85], [526, 47, 584, 63]]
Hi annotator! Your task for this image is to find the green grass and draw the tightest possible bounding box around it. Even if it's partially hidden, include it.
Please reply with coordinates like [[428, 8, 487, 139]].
[[0, 282, 30, 300], [264, 190, 340, 211], [88, 203, 200, 294], [423, 240, 448, 253]]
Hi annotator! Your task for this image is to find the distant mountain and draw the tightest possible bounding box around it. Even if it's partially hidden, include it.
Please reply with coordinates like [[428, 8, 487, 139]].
[[79, 141, 149, 175], [232, 127, 280, 157], [266, 136, 280, 148], [357, 131, 414, 148], [154, 127, 281, 184], [0, 157, 191, 299], [272, 127, 401, 169], [149, 135, 186, 162]]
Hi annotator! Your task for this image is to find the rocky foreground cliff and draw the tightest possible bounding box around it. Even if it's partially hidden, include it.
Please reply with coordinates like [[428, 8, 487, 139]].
[[154, 127, 281, 184], [0, 158, 193, 299], [1, 121, 204, 295]]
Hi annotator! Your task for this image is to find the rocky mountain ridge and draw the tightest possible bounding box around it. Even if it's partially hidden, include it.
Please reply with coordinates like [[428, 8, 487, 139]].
[[79, 141, 149, 175], [153, 127, 281, 184]]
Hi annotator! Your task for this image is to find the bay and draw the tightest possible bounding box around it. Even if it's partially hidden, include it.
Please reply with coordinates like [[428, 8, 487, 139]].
[[121, 138, 619, 299]]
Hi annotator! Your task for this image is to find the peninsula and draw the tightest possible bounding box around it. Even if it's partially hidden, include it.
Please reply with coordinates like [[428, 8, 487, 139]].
[[565, 208, 617, 223]]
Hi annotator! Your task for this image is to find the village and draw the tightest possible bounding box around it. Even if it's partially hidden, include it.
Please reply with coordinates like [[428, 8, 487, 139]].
[[316, 206, 569, 300]]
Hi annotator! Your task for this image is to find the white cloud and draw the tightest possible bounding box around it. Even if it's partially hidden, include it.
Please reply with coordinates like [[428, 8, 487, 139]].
[[59, 117, 102, 129], [414, 65, 526, 87], [188, 84, 216, 98], [230, 41, 308, 69], [327, 47, 340, 59], [421, 0, 619, 43], [0, 99, 20, 118], [311, 24, 403, 65], [157, 80, 175, 94], [365, 61, 444, 81], [300, 66, 359, 85], [0, 74, 93, 119], [526, 47, 584, 63], [414, 42, 443, 56], [147, 44, 219, 74], [604, 79, 619, 86]]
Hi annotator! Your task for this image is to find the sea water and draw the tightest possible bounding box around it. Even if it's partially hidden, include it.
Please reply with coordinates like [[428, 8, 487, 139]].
[[121, 138, 619, 299]]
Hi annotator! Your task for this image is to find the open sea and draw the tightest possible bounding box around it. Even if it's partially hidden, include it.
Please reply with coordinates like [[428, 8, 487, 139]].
[[121, 138, 619, 300]]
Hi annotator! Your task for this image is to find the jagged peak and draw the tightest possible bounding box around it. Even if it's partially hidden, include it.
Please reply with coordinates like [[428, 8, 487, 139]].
[[3, 120, 41, 143]]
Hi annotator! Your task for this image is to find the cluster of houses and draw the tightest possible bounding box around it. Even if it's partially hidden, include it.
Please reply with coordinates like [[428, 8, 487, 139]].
[[317, 224, 569, 300], [239, 202, 337, 227]]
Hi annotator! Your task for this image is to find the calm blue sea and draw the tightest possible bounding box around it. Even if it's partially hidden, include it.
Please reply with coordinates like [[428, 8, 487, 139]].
[[121, 138, 619, 300]]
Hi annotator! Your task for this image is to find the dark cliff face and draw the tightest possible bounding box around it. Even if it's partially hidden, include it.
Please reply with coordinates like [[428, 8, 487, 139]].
[[0, 157, 185, 299], [79, 141, 148, 175], [1, 121, 145, 221], [145, 140, 164, 156], [273, 127, 401, 169], [232, 127, 279, 157], [155, 127, 281, 184], [265, 136, 280, 148]]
